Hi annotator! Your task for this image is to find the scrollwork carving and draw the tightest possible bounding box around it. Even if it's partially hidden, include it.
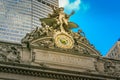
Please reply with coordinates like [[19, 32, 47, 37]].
[[104, 61, 115, 73], [0, 44, 21, 63]]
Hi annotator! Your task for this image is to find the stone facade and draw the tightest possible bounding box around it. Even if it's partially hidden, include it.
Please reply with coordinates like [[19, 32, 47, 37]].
[[106, 40, 120, 60], [0, 42, 120, 80], [0, 6, 120, 80]]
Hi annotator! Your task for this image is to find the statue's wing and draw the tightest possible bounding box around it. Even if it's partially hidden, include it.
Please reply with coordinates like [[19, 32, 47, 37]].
[[68, 22, 78, 29], [39, 18, 57, 26]]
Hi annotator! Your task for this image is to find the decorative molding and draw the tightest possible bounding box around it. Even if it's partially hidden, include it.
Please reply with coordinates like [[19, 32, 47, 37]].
[[0, 62, 119, 80], [0, 43, 21, 63]]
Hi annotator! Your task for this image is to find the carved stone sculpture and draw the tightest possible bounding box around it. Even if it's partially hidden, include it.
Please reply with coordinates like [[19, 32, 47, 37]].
[[22, 7, 100, 56], [0, 44, 21, 63]]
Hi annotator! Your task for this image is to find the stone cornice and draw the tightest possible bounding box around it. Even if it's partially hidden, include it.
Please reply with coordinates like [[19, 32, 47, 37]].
[[0, 62, 119, 80], [0, 41, 21, 46], [30, 45, 100, 58]]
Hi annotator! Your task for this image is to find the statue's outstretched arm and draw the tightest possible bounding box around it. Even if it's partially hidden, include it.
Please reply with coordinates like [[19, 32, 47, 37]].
[[69, 10, 75, 17]]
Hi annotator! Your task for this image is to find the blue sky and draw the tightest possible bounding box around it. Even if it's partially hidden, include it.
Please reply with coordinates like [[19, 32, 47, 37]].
[[59, 0, 120, 56]]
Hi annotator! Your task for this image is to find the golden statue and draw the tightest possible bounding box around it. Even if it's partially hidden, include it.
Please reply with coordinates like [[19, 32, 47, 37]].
[[40, 7, 78, 32]]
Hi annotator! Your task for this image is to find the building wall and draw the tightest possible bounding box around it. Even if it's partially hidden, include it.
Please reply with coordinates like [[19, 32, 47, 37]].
[[106, 41, 120, 60], [0, 72, 55, 80], [0, 0, 32, 43], [0, 0, 58, 44], [32, 0, 59, 29], [0, 41, 120, 79]]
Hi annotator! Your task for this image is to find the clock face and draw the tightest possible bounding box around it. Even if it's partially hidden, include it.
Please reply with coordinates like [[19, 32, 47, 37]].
[[54, 33, 74, 49]]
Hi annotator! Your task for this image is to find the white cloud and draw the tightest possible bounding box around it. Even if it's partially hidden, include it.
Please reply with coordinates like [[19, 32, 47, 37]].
[[59, 0, 81, 11], [59, 0, 69, 7], [59, 0, 90, 13]]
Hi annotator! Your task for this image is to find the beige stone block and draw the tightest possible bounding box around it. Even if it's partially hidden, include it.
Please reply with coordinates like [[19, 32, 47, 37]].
[[33, 49, 96, 72]]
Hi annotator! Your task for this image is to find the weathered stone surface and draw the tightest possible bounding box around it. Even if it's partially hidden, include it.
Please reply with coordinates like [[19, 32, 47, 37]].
[[0, 41, 120, 79], [0, 72, 54, 80], [0, 42, 21, 63], [32, 49, 96, 72]]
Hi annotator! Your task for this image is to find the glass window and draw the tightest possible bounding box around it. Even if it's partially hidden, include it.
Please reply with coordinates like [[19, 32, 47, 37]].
[[0, 0, 58, 43]]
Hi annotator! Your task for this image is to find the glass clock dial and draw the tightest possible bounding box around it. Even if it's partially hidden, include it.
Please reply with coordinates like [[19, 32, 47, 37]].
[[54, 33, 74, 49]]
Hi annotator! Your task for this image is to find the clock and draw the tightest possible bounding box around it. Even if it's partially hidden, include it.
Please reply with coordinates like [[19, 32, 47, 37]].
[[54, 32, 74, 49]]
